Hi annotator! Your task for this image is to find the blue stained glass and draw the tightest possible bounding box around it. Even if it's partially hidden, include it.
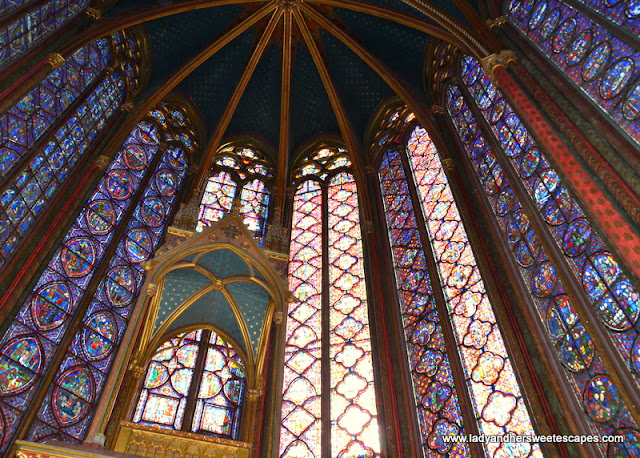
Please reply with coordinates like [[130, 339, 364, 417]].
[[378, 149, 469, 458], [0, 112, 176, 451], [447, 84, 639, 452], [0, 105, 192, 447], [461, 55, 640, 391], [0, 0, 91, 70], [507, 0, 640, 144], [573, 0, 640, 35], [0, 35, 135, 270]]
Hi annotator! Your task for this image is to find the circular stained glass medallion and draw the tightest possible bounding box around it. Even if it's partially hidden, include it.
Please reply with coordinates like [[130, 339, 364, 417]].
[[134, 122, 159, 148], [627, 0, 640, 17], [60, 237, 95, 278], [582, 43, 611, 82], [165, 148, 188, 171], [140, 197, 166, 227], [540, 8, 561, 40], [31, 282, 71, 331], [105, 169, 134, 200], [496, 188, 515, 216], [552, 18, 577, 53], [491, 98, 506, 124], [105, 265, 136, 307], [596, 279, 640, 331], [528, 1, 547, 30], [0, 337, 42, 394], [123, 143, 148, 171], [515, 241, 535, 267], [85, 200, 116, 235], [583, 375, 619, 422], [562, 219, 592, 256], [600, 58, 634, 100], [633, 336, 640, 376], [560, 323, 594, 371], [623, 83, 640, 120], [53, 367, 93, 426], [125, 228, 154, 263], [82, 312, 117, 360], [520, 147, 541, 178], [155, 169, 177, 197], [566, 29, 593, 66], [144, 361, 169, 389], [533, 262, 556, 297]]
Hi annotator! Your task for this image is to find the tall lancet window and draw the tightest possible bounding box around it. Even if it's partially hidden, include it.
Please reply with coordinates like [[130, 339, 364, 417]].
[[445, 53, 640, 455], [506, 0, 640, 144], [0, 0, 92, 70], [197, 144, 273, 243], [280, 146, 380, 457], [0, 30, 142, 271], [375, 111, 540, 457], [0, 101, 198, 452]]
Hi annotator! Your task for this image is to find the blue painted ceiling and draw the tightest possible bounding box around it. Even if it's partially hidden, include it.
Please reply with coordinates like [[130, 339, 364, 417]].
[[108, 1, 472, 163]]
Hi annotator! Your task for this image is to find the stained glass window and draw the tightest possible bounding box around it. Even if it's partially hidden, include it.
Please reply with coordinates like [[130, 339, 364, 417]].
[[0, 0, 91, 70], [0, 31, 141, 271], [133, 329, 246, 440], [506, 0, 640, 145], [446, 82, 640, 455], [197, 145, 273, 242], [378, 149, 469, 457], [461, 54, 640, 392], [0, 102, 196, 451], [280, 147, 380, 457], [376, 117, 541, 456]]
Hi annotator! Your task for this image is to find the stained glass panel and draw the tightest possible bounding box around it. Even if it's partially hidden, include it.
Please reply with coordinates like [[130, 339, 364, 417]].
[[328, 173, 380, 457], [447, 84, 639, 452], [0, 120, 160, 452], [573, 0, 640, 35], [461, 55, 640, 391], [407, 126, 541, 457], [240, 179, 270, 242], [197, 172, 236, 232], [28, 143, 189, 443], [191, 333, 245, 440], [133, 332, 202, 430], [507, 0, 640, 144], [0, 39, 111, 183], [280, 180, 322, 458], [198, 146, 273, 239], [0, 0, 91, 70], [378, 150, 469, 457], [0, 73, 125, 269]]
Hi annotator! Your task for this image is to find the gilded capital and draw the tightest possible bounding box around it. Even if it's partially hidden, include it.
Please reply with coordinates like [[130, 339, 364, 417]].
[[481, 50, 518, 81], [94, 155, 110, 170], [442, 158, 455, 172], [486, 16, 507, 29], [146, 283, 158, 297], [48, 53, 65, 69], [86, 8, 102, 20]]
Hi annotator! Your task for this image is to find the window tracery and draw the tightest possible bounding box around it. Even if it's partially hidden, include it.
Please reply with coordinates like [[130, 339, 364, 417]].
[[280, 145, 380, 457], [0, 101, 196, 451], [506, 0, 640, 144], [197, 145, 273, 243], [0, 30, 142, 270], [133, 329, 246, 440]]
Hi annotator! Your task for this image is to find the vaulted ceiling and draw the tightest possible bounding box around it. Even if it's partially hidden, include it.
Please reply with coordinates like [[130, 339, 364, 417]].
[[97, 0, 487, 166]]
